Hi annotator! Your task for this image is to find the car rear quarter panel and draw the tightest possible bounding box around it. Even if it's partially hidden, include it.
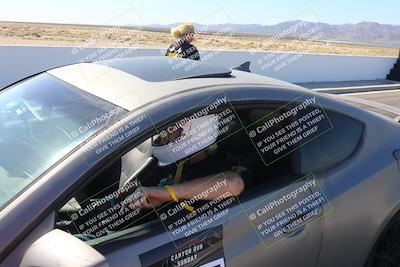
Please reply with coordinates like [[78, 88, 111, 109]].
[[314, 95, 400, 266]]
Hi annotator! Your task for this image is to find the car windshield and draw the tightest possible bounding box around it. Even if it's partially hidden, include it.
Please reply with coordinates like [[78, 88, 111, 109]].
[[0, 73, 127, 208]]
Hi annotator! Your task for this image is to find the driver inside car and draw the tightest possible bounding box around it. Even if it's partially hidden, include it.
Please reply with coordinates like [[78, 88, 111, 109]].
[[123, 114, 246, 211]]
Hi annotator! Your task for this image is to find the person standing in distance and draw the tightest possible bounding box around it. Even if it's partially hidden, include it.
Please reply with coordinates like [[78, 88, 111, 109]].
[[165, 23, 200, 61]]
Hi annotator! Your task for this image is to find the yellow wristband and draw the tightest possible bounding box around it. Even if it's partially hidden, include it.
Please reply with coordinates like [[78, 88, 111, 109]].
[[164, 185, 179, 202], [164, 185, 194, 213], [180, 202, 194, 212]]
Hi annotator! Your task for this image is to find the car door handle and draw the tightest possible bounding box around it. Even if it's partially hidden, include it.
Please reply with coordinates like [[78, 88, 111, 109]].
[[282, 208, 321, 237], [282, 215, 306, 237], [283, 225, 305, 237]]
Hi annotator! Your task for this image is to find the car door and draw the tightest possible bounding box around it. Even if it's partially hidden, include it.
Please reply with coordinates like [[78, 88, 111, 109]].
[[215, 94, 331, 267], [220, 176, 325, 267]]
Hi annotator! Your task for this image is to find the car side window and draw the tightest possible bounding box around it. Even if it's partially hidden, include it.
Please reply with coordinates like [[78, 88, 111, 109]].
[[55, 139, 158, 240], [55, 93, 348, 251], [298, 110, 363, 174]]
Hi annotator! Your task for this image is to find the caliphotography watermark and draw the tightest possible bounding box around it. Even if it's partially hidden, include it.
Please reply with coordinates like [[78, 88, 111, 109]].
[[69, 106, 126, 139], [153, 91, 243, 167], [251, 7, 326, 73], [245, 94, 334, 167], [82, 108, 151, 166], [154, 173, 244, 249], [246, 173, 333, 250], [70, 6, 144, 83]]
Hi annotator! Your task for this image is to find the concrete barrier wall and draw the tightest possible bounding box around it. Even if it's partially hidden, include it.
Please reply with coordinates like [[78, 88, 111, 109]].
[[0, 45, 397, 89]]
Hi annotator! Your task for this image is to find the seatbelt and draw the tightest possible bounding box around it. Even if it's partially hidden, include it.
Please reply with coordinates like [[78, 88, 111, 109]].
[[165, 161, 194, 213], [174, 161, 185, 184], [158, 161, 185, 186]]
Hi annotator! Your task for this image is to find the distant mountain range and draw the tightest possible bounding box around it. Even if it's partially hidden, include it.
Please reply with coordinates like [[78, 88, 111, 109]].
[[141, 21, 400, 48]]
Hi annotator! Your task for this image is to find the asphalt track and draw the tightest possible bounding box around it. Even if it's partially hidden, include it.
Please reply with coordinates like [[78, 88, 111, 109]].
[[300, 80, 400, 117], [344, 89, 400, 109]]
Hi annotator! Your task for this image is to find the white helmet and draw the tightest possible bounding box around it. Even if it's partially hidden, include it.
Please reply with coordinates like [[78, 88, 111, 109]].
[[152, 114, 219, 166]]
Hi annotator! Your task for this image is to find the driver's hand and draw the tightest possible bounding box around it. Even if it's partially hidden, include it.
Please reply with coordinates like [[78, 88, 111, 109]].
[[121, 187, 171, 212]]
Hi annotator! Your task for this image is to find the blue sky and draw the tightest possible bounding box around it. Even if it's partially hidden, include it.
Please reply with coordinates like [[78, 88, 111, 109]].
[[0, 0, 398, 26]]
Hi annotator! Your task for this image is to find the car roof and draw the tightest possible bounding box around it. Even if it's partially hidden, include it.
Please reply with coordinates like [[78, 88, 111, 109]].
[[47, 56, 307, 111]]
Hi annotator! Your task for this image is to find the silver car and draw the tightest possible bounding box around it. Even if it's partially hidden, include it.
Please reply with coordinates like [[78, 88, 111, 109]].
[[1, 57, 400, 267]]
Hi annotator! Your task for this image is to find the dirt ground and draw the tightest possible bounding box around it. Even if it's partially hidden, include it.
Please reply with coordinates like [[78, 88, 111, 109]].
[[0, 22, 398, 57]]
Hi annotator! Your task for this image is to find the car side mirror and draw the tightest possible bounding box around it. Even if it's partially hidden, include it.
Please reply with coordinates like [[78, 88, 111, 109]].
[[20, 229, 109, 267]]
